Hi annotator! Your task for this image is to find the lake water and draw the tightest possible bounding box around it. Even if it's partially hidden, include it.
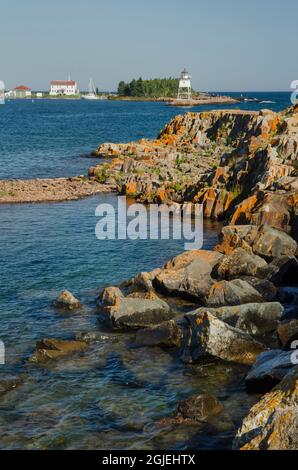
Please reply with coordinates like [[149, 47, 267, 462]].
[[0, 93, 291, 449]]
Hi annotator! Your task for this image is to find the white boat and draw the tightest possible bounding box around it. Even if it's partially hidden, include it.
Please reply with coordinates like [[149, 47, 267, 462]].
[[82, 78, 99, 100]]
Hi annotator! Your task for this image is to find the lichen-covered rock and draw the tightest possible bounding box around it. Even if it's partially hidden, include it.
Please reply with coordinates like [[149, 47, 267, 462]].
[[207, 279, 264, 307], [135, 320, 182, 348], [234, 367, 298, 450], [53, 289, 81, 311], [103, 297, 173, 329], [182, 310, 267, 365], [245, 349, 295, 392], [213, 247, 267, 280], [29, 338, 87, 363], [99, 286, 124, 306]]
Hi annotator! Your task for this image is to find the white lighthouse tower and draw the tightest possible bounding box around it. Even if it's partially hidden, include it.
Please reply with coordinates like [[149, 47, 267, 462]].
[[177, 68, 192, 100]]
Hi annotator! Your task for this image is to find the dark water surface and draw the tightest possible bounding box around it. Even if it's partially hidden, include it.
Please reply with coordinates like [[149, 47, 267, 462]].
[[0, 94, 289, 449]]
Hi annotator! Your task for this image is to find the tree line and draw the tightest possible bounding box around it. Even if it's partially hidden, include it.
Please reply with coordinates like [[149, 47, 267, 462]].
[[117, 77, 179, 98]]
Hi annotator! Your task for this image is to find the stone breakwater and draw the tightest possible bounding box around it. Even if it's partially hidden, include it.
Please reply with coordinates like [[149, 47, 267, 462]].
[[90, 105, 298, 240]]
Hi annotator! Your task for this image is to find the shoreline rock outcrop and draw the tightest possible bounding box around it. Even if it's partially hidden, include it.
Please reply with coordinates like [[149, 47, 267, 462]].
[[91, 106, 298, 239]]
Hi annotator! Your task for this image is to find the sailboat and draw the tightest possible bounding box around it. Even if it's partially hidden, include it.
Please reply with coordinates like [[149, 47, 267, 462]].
[[82, 78, 99, 100]]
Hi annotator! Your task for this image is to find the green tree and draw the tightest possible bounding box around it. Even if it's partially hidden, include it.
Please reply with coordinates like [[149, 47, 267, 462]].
[[117, 81, 126, 96]]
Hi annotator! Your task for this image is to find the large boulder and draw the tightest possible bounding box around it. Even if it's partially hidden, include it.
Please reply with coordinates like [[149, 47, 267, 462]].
[[207, 279, 264, 307], [256, 256, 298, 285], [215, 224, 297, 262], [189, 302, 283, 336], [247, 225, 297, 261], [234, 367, 298, 450], [53, 290, 81, 311], [213, 248, 267, 280], [154, 250, 221, 302], [29, 338, 87, 363], [235, 302, 283, 336], [103, 297, 173, 329], [135, 320, 183, 348], [245, 349, 295, 392], [182, 310, 267, 365]]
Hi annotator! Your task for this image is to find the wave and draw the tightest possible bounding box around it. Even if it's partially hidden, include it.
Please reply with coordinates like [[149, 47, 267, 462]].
[[260, 100, 275, 104]]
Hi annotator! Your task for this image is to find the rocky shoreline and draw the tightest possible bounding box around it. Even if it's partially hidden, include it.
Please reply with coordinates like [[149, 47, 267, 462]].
[[1, 105, 297, 450], [17, 223, 297, 450]]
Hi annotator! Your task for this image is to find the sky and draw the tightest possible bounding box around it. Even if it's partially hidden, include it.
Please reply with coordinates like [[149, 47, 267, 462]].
[[0, 0, 297, 92]]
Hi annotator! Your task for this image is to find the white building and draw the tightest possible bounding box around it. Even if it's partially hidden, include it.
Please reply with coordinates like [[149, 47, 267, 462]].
[[177, 69, 192, 100], [50, 80, 79, 96], [13, 85, 32, 98]]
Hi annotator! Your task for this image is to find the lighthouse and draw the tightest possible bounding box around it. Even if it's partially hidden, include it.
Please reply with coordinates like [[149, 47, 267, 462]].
[[177, 68, 192, 100]]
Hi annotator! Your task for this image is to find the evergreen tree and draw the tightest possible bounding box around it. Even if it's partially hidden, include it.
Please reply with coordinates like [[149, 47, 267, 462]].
[[117, 81, 126, 96]]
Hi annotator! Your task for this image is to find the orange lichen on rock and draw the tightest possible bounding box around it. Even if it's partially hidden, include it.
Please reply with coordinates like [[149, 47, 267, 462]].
[[230, 194, 258, 225]]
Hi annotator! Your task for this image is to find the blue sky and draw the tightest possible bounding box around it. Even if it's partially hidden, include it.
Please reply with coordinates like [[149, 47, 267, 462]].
[[1, 0, 297, 91]]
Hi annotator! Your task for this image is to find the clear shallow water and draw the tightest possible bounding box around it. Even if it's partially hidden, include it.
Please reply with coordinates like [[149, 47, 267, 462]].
[[0, 94, 289, 449]]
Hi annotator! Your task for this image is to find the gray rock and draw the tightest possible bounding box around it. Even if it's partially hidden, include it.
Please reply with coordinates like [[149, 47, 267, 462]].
[[213, 248, 267, 280], [235, 302, 284, 336], [207, 279, 264, 307], [154, 251, 222, 302], [103, 297, 173, 329], [245, 349, 295, 392], [182, 310, 267, 365], [247, 225, 297, 260]]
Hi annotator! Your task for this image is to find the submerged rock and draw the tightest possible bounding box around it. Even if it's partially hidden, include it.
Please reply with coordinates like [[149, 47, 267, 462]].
[[0, 376, 22, 395], [102, 297, 173, 330], [177, 394, 224, 422], [182, 310, 267, 365], [234, 366, 298, 450], [53, 290, 81, 311], [245, 349, 295, 392], [29, 338, 87, 363], [135, 320, 183, 348]]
